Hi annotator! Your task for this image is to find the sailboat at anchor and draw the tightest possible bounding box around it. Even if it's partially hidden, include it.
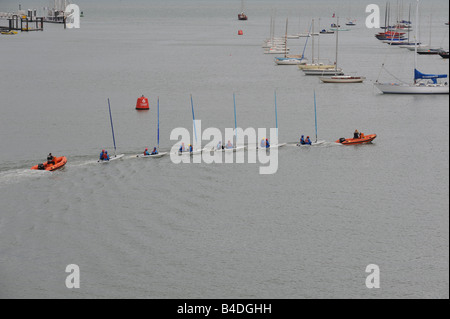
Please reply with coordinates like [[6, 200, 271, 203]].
[[374, 0, 449, 94]]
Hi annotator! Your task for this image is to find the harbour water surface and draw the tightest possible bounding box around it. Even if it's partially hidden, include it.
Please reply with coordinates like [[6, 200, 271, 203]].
[[0, 0, 448, 298]]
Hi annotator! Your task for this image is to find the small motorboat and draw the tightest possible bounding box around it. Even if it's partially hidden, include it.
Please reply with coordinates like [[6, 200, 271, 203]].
[[31, 156, 67, 171], [238, 12, 248, 20], [336, 134, 377, 145]]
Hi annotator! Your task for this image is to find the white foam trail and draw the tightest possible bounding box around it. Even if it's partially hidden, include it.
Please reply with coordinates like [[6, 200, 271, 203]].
[[0, 168, 48, 185]]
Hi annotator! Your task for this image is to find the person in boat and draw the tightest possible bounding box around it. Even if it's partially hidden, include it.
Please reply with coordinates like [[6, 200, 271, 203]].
[[101, 151, 110, 161], [265, 138, 270, 148], [151, 147, 158, 155], [189, 144, 193, 153], [261, 139, 266, 148], [354, 130, 360, 139], [226, 140, 233, 149], [144, 148, 150, 156], [99, 149, 105, 161], [179, 143, 186, 153], [305, 136, 312, 145], [217, 141, 223, 150], [47, 153, 55, 165], [300, 135, 306, 145]]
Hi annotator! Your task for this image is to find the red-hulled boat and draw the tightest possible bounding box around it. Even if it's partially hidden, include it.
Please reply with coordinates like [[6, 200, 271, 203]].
[[238, 12, 247, 20], [238, 0, 247, 20], [336, 134, 377, 145], [31, 156, 67, 171], [375, 31, 405, 40]]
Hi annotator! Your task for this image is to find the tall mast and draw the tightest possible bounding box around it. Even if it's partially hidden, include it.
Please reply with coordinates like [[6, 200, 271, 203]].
[[318, 18, 321, 62], [428, 14, 432, 48], [233, 93, 237, 144], [273, 10, 276, 43], [274, 91, 278, 138], [388, 2, 390, 29], [269, 15, 273, 41], [311, 19, 315, 64], [190, 95, 198, 144], [407, 4, 411, 42], [314, 90, 318, 143], [384, 2, 388, 29], [414, 0, 419, 83], [157, 97, 160, 149], [108, 99, 117, 157], [301, 22, 312, 60], [335, 17, 339, 70], [284, 18, 288, 58]]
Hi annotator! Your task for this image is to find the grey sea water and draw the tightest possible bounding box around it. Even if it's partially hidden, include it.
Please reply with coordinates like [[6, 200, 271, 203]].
[[0, 0, 448, 298]]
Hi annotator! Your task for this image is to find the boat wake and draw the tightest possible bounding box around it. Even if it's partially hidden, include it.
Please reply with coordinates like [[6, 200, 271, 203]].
[[0, 168, 47, 186], [287, 141, 341, 148]]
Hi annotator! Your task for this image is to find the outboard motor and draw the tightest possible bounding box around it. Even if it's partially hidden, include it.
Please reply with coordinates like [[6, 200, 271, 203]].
[[339, 138, 346, 143], [38, 163, 45, 170]]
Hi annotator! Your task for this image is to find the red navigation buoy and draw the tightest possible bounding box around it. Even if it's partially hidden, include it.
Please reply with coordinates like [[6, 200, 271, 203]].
[[136, 95, 149, 110], [238, 30, 243, 35]]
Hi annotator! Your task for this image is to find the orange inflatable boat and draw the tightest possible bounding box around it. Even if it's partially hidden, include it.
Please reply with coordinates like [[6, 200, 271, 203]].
[[31, 156, 67, 171], [336, 134, 377, 145]]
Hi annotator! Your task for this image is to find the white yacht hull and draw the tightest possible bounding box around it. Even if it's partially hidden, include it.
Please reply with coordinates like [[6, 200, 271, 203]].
[[374, 83, 449, 94]]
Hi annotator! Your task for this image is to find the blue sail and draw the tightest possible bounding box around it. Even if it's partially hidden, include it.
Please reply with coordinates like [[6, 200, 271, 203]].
[[108, 98, 117, 154], [233, 93, 237, 143], [157, 97, 160, 149], [415, 69, 447, 84]]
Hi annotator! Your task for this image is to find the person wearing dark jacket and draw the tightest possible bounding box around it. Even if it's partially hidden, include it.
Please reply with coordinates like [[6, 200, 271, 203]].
[[47, 153, 55, 165]]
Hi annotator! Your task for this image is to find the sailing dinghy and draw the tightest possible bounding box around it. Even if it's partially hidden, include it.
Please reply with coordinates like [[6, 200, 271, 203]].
[[215, 93, 246, 153], [176, 95, 209, 156], [261, 91, 286, 149], [297, 91, 326, 147], [137, 97, 168, 158], [98, 99, 124, 163]]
